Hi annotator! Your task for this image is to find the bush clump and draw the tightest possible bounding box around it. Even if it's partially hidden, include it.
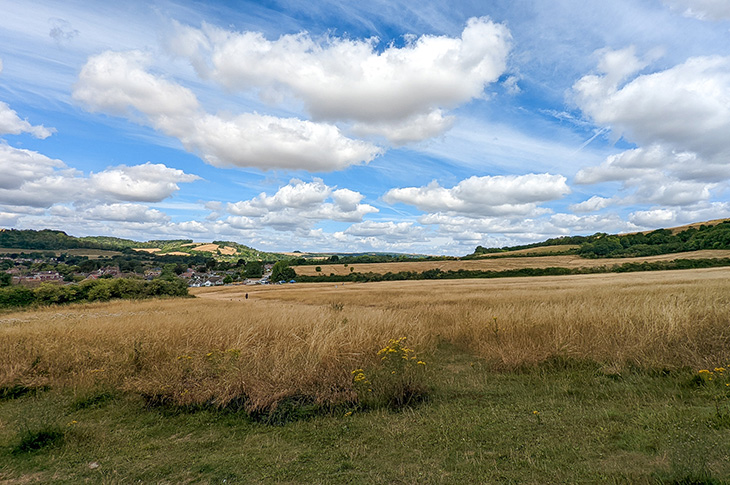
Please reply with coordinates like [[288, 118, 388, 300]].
[[0, 277, 189, 309]]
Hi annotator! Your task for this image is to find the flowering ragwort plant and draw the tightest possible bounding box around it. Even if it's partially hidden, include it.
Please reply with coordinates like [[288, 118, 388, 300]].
[[352, 337, 428, 409], [696, 365, 730, 426]]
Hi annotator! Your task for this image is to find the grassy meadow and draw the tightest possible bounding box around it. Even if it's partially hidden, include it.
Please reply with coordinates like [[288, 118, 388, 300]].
[[2, 268, 730, 482]]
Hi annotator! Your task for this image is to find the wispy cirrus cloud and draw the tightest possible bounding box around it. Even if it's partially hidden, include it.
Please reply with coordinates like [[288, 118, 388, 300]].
[[663, 0, 730, 20]]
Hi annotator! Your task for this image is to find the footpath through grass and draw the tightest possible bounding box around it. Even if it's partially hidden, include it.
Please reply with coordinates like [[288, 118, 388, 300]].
[[2, 343, 729, 484]]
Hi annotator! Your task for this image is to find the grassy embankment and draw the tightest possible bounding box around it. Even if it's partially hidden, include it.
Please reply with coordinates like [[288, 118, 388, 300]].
[[2, 268, 730, 482]]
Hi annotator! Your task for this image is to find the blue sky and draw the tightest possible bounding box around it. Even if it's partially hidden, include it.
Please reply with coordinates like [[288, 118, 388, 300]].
[[1, 0, 730, 255]]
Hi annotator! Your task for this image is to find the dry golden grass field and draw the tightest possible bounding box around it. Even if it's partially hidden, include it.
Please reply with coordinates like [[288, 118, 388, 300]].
[[2, 268, 730, 412], [131, 247, 161, 253], [293, 249, 730, 276], [191, 243, 237, 255]]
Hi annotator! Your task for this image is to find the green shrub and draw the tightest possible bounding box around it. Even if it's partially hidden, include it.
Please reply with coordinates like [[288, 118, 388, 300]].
[[0, 286, 35, 307]]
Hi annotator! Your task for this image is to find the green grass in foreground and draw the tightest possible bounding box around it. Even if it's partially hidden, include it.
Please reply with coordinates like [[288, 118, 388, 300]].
[[2, 345, 729, 484]]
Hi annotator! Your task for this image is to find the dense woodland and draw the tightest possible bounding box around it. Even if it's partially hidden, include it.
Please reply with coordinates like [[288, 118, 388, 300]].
[[0, 277, 189, 308], [472, 221, 730, 258]]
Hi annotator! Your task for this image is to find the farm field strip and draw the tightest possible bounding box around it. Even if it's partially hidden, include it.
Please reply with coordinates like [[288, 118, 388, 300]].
[[292, 249, 730, 276]]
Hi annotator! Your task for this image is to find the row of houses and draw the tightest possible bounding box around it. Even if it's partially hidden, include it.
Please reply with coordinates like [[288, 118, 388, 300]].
[[5, 262, 277, 288]]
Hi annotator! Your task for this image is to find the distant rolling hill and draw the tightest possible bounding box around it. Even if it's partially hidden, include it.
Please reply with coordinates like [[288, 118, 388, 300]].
[[0, 229, 285, 262]]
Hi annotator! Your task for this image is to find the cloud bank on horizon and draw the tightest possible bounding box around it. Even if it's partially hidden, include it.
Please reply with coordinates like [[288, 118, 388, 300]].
[[1, 0, 730, 254]]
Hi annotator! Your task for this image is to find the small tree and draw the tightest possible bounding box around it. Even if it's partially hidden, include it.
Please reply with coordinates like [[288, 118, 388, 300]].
[[244, 261, 263, 278], [160, 264, 179, 281], [271, 261, 296, 281]]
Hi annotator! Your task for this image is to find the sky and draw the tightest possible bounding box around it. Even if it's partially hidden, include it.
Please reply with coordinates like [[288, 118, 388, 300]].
[[1, 0, 730, 255]]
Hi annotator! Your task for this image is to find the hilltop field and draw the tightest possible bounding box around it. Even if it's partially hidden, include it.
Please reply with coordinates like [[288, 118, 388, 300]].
[[2, 268, 730, 482]]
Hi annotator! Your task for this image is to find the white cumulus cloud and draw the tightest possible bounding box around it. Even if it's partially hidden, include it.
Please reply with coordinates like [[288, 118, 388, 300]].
[[630, 202, 730, 228], [89, 162, 201, 202], [0, 143, 199, 214], [84, 203, 170, 223], [351, 109, 455, 146], [569, 195, 614, 213], [573, 49, 730, 209], [225, 178, 377, 231], [573, 51, 730, 162], [0, 102, 55, 139], [0, 144, 81, 207], [344, 220, 425, 241], [384, 173, 570, 217], [73, 50, 381, 171], [169, 16, 511, 143]]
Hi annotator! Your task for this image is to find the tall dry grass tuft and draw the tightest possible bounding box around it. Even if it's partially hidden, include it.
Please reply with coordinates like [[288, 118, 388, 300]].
[[413, 281, 730, 369], [2, 268, 729, 410], [0, 299, 430, 411], [211, 269, 730, 370]]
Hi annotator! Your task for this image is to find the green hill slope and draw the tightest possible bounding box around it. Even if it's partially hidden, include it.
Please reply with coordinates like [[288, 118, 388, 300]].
[[0, 229, 284, 262]]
